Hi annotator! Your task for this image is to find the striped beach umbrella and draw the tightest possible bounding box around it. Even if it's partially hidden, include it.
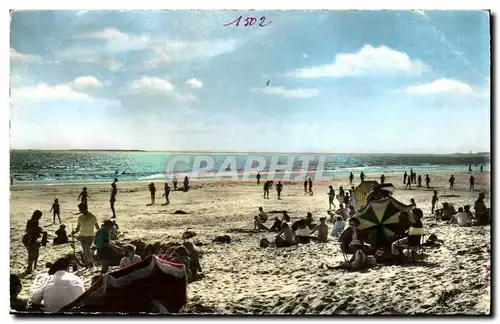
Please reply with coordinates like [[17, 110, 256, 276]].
[[356, 196, 411, 246], [354, 181, 379, 208]]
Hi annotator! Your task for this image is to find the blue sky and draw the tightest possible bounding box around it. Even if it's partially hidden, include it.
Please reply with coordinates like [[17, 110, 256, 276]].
[[10, 10, 490, 153]]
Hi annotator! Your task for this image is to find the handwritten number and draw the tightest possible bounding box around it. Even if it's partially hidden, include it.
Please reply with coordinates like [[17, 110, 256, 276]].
[[223, 15, 242, 27], [244, 17, 257, 26], [259, 17, 271, 27]]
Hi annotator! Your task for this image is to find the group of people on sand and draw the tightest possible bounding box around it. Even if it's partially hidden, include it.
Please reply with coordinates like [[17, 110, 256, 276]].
[[262, 180, 284, 199], [348, 172, 365, 184], [148, 176, 190, 205], [434, 192, 490, 226], [403, 170, 431, 189]]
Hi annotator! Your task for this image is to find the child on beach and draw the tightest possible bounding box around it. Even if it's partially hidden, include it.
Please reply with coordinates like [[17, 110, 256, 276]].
[[95, 220, 114, 274], [327, 186, 336, 210], [77, 187, 90, 207], [254, 216, 269, 231], [119, 245, 142, 269], [50, 199, 61, 224], [183, 242, 202, 281], [53, 224, 69, 245]]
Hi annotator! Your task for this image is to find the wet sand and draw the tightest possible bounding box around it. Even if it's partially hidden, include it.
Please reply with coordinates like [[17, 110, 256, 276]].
[[10, 171, 491, 314]]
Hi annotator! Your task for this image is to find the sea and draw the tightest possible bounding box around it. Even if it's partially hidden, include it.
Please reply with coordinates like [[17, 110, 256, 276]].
[[10, 150, 490, 185]]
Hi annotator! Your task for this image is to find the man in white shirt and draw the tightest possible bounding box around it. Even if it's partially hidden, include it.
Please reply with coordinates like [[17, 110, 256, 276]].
[[450, 207, 471, 227], [31, 257, 85, 312]]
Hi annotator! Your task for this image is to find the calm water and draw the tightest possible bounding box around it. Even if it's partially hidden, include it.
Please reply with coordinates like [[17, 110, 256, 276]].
[[10, 151, 490, 184]]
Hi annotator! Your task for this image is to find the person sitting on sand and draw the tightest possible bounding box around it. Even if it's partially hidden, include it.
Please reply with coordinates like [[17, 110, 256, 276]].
[[148, 183, 156, 205], [10, 274, 27, 312], [305, 212, 315, 229], [310, 217, 328, 243], [409, 198, 416, 208], [23, 210, 46, 274], [440, 202, 457, 221], [331, 216, 346, 237], [254, 216, 269, 231], [448, 207, 472, 227], [346, 240, 369, 270], [335, 204, 348, 221], [347, 205, 356, 217], [276, 181, 283, 200], [327, 186, 336, 210], [163, 183, 171, 205], [269, 216, 283, 232], [391, 210, 425, 258], [258, 207, 268, 223], [171, 246, 193, 282], [95, 220, 114, 274], [119, 245, 142, 269], [31, 257, 85, 312], [431, 191, 439, 214], [77, 187, 90, 208], [72, 204, 99, 268], [338, 217, 364, 255], [275, 222, 295, 247], [183, 242, 202, 281], [110, 178, 118, 218], [50, 199, 61, 224], [464, 205, 474, 221], [295, 220, 311, 244], [53, 225, 69, 245], [282, 211, 291, 223], [474, 192, 489, 225]]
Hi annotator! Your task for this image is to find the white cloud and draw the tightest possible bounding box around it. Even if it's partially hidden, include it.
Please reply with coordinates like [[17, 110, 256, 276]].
[[69, 76, 103, 90], [10, 48, 39, 63], [11, 83, 92, 103], [186, 78, 203, 89], [256, 86, 319, 98], [404, 79, 473, 94], [287, 45, 427, 79], [76, 28, 129, 40], [124, 76, 194, 101]]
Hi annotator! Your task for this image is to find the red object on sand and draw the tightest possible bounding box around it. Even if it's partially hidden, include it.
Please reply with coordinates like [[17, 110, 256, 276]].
[[60, 255, 188, 313]]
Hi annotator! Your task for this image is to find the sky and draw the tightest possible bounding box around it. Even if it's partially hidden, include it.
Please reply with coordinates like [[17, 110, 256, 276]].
[[10, 10, 491, 153]]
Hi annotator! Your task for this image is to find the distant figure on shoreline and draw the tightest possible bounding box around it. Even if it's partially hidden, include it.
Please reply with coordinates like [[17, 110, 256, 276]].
[[110, 178, 118, 219], [410, 169, 414, 183], [263, 181, 270, 199], [403, 172, 407, 184], [50, 199, 61, 224], [349, 172, 354, 185], [308, 178, 313, 196], [380, 174, 385, 185], [425, 174, 431, 188], [469, 175, 475, 191], [417, 175, 422, 187], [149, 183, 156, 205], [405, 177, 411, 189], [276, 181, 283, 200], [77, 187, 90, 209], [327, 186, 336, 210], [480, 165, 484, 172], [173, 176, 178, 191], [163, 183, 171, 205], [10, 176, 13, 186], [469, 164, 472, 173], [184, 176, 190, 192], [360, 172, 365, 182], [303, 179, 308, 193], [431, 190, 438, 214], [256, 172, 261, 184], [449, 175, 455, 189]]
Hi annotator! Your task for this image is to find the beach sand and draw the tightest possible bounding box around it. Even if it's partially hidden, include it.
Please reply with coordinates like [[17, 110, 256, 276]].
[[10, 171, 491, 315]]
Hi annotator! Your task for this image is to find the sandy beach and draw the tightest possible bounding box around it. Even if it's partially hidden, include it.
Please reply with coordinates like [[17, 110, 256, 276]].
[[10, 171, 491, 315]]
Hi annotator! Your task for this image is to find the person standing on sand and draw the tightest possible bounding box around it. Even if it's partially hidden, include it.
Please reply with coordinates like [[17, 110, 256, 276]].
[[470, 175, 475, 191], [410, 169, 414, 182], [480, 165, 484, 172], [308, 178, 313, 196], [72, 204, 99, 268], [256, 172, 261, 185], [303, 179, 308, 193], [263, 181, 270, 199], [425, 174, 431, 188], [469, 164, 472, 173], [276, 181, 283, 200], [148, 183, 156, 205], [449, 175, 455, 189], [431, 190, 438, 214], [417, 175, 422, 187], [95, 220, 114, 274], [380, 174, 385, 185], [50, 199, 61, 224], [349, 172, 354, 185], [406, 177, 412, 189], [173, 177, 178, 191], [163, 183, 171, 205], [360, 172, 365, 182], [77, 187, 90, 208], [110, 178, 118, 219], [327, 186, 336, 210], [23, 210, 45, 274], [338, 186, 345, 203], [403, 172, 407, 184], [184, 176, 190, 192]]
